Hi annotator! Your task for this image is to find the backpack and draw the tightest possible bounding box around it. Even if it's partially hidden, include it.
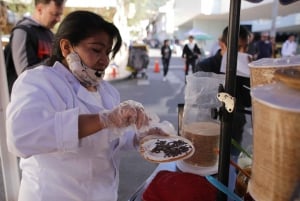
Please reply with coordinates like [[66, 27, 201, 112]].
[[4, 24, 35, 94]]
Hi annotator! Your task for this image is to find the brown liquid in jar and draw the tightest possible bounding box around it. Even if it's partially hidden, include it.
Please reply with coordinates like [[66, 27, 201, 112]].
[[182, 122, 220, 167]]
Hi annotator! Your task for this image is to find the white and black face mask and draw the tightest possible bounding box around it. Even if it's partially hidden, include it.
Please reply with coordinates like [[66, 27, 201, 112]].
[[66, 52, 104, 87]]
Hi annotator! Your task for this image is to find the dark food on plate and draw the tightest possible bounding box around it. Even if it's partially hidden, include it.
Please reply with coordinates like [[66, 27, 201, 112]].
[[139, 136, 195, 163], [150, 139, 192, 158]]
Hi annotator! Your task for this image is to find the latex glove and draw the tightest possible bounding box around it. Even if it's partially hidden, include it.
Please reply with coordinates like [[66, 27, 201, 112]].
[[99, 100, 149, 129]]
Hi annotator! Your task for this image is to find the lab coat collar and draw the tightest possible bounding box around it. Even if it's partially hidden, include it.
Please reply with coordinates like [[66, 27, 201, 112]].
[[53, 61, 78, 85], [76, 86, 104, 109], [53, 62, 104, 110]]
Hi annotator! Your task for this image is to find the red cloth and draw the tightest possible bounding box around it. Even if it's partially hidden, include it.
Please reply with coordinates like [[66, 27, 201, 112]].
[[142, 170, 217, 201]]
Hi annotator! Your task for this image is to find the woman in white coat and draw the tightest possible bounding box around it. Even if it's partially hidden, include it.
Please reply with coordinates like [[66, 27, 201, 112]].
[[6, 11, 164, 201]]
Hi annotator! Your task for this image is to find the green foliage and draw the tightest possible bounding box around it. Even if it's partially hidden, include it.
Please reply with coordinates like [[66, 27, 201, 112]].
[[6, 0, 33, 14]]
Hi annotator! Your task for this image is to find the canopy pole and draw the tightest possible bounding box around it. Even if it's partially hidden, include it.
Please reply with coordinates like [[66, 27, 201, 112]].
[[0, 32, 20, 201], [217, 0, 241, 200], [270, 0, 279, 38]]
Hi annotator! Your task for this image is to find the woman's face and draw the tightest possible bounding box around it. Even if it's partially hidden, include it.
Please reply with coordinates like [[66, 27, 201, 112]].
[[73, 32, 113, 72]]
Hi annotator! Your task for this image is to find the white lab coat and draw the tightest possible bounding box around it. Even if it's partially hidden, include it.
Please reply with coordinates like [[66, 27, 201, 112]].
[[6, 62, 137, 201]]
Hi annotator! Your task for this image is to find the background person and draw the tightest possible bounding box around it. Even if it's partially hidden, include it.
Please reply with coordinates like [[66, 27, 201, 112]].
[[219, 26, 252, 157], [281, 34, 297, 57], [6, 0, 65, 92], [195, 26, 252, 198], [195, 36, 225, 74], [181, 35, 201, 75], [6, 11, 168, 201], [195, 25, 252, 157], [219, 26, 252, 199], [256, 31, 272, 59], [247, 32, 258, 60], [160, 39, 172, 81]]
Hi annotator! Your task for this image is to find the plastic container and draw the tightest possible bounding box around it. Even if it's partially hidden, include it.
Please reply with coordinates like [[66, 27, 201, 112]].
[[176, 72, 224, 176], [248, 55, 300, 87], [177, 121, 220, 176], [248, 82, 300, 201]]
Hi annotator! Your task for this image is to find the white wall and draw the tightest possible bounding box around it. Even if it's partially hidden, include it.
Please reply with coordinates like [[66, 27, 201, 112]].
[[250, 13, 300, 32]]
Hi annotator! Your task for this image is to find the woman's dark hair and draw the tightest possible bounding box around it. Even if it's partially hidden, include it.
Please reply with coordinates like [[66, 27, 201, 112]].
[[221, 25, 250, 46], [46, 10, 122, 66]]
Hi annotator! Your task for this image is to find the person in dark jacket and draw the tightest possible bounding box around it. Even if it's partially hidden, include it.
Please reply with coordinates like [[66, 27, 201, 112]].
[[161, 39, 172, 81], [182, 35, 201, 75], [8, 0, 65, 87], [195, 48, 223, 74], [256, 32, 273, 59]]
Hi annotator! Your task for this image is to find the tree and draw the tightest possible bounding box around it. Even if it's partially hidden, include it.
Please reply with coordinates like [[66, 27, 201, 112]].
[[127, 0, 168, 27]]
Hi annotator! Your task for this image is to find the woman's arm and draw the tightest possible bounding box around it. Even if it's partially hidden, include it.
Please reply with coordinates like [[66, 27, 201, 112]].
[[78, 114, 104, 139]]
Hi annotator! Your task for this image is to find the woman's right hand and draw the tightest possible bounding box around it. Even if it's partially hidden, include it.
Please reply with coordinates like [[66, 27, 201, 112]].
[[99, 100, 150, 129]]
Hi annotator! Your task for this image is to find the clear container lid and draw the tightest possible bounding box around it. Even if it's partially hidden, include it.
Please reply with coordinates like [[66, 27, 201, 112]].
[[251, 82, 300, 112], [249, 55, 300, 68]]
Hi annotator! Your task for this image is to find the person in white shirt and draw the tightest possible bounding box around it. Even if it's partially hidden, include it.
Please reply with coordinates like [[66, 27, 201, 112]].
[[6, 11, 168, 201], [281, 34, 297, 57]]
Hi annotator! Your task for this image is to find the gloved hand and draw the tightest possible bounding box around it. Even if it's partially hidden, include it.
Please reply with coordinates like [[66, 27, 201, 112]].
[[99, 100, 150, 129]]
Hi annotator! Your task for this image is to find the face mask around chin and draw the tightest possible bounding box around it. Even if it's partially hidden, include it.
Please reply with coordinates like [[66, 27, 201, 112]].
[[66, 52, 104, 87]]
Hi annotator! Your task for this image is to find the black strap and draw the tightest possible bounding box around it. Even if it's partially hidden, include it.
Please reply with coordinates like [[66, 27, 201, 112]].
[[5, 24, 35, 93]]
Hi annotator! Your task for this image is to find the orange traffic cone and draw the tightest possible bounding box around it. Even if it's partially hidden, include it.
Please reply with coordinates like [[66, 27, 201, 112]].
[[154, 59, 160, 73]]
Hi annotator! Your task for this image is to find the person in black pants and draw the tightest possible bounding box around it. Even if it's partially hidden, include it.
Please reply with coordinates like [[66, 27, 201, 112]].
[[182, 35, 201, 75], [160, 39, 172, 81]]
